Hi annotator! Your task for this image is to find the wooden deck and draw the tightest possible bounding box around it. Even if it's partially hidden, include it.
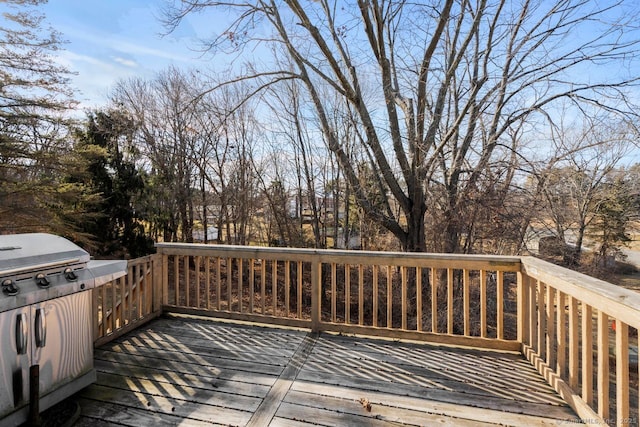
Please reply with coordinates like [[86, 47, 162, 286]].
[[70, 313, 577, 426]]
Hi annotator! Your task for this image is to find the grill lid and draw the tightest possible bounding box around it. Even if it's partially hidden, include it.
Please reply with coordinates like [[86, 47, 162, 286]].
[[0, 233, 90, 276], [0, 233, 128, 314]]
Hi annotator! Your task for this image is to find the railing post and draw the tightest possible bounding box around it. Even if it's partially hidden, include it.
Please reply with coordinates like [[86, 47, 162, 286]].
[[91, 288, 98, 343], [311, 257, 321, 332], [159, 251, 168, 310]]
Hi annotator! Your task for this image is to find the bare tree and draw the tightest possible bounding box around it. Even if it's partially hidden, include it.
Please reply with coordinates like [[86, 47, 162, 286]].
[[111, 67, 199, 242], [535, 121, 633, 264], [262, 76, 373, 249], [112, 68, 262, 244], [262, 78, 326, 247], [165, 0, 640, 252], [191, 82, 261, 245]]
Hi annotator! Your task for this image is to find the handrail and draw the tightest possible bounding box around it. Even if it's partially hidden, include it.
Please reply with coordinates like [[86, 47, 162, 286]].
[[520, 256, 639, 427], [91, 245, 640, 427], [521, 256, 640, 327], [154, 242, 522, 269]]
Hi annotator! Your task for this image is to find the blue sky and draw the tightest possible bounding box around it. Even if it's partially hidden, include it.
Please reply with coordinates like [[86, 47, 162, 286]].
[[42, 1, 213, 109], [37, 1, 639, 166]]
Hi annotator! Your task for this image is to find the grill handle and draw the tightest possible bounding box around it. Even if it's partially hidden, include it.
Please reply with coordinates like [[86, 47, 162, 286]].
[[35, 308, 46, 348], [16, 313, 28, 355]]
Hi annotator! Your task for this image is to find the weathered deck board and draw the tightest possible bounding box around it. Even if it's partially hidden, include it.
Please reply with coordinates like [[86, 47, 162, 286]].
[[304, 335, 566, 405], [124, 325, 298, 358], [80, 383, 254, 425], [94, 349, 277, 386], [71, 314, 577, 426], [73, 398, 227, 427], [276, 397, 500, 427], [294, 365, 573, 420], [284, 384, 563, 427], [93, 359, 272, 397], [98, 341, 287, 375]]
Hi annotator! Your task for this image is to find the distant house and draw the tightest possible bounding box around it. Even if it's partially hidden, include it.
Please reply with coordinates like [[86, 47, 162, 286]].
[[193, 226, 219, 243], [336, 233, 361, 250], [298, 196, 345, 223]]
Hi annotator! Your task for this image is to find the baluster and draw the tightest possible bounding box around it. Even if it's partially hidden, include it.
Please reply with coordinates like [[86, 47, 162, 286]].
[[184, 256, 190, 307], [546, 286, 556, 369], [331, 263, 337, 323], [557, 291, 566, 378], [431, 268, 437, 333], [416, 266, 422, 332], [174, 255, 179, 305], [195, 256, 201, 309], [569, 296, 579, 390], [581, 304, 593, 405], [248, 259, 254, 313], [215, 257, 221, 310], [447, 268, 454, 335], [537, 281, 545, 359], [387, 265, 392, 328], [345, 264, 351, 324], [373, 265, 379, 327], [359, 264, 364, 326], [285, 260, 290, 318], [238, 258, 243, 313], [272, 259, 277, 315], [402, 266, 407, 330], [463, 269, 470, 336], [228, 257, 233, 311], [480, 270, 487, 338], [616, 320, 630, 426], [597, 311, 609, 419], [297, 261, 303, 319], [205, 257, 211, 311]]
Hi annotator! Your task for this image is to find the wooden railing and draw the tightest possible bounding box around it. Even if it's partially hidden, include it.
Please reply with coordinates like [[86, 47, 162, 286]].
[[92, 243, 640, 426], [156, 243, 523, 351], [92, 254, 162, 347], [520, 257, 640, 427]]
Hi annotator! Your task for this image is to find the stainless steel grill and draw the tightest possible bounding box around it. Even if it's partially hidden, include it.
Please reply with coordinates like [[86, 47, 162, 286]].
[[0, 233, 127, 427]]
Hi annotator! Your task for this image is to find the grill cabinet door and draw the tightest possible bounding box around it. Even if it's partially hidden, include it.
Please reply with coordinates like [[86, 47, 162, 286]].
[[0, 307, 31, 419], [31, 291, 93, 397]]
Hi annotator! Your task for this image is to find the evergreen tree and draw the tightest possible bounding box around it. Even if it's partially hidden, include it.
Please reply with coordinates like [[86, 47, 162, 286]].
[[589, 176, 634, 266], [73, 110, 154, 258], [0, 0, 80, 235]]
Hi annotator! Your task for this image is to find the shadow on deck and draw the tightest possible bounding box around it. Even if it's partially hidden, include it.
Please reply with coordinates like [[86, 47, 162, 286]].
[[68, 313, 576, 426]]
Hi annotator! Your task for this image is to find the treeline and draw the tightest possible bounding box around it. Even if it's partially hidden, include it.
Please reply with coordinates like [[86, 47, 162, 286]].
[[4, 64, 639, 262], [2, 0, 640, 263]]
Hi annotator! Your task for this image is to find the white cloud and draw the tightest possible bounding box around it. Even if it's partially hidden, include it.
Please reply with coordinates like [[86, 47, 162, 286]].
[[60, 24, 194, 63], [112, 56, 138, 68], [42, 2, 212, 108], [55, 50, 109, 68], [53, 51, 140, 108]]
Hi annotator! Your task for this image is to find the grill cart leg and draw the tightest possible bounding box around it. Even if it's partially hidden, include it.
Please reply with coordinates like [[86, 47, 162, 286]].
[[28, 364, 40, 426]]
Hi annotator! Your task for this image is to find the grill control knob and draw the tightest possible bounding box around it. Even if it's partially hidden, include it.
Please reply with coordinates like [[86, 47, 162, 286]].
[[35, 273, 51, 288], [1, 279, 19, 296], [63, 268, 78, 281]]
